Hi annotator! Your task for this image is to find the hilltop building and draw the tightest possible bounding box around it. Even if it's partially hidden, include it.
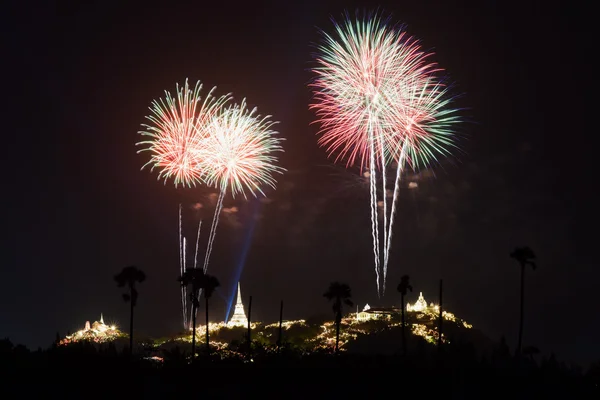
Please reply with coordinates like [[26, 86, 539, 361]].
[[355, 292, 443, 322], [227, 282, 249, 327], [60, 314, 121, 345], [406, 292, 439, 313], [355, 304, 401, 322]]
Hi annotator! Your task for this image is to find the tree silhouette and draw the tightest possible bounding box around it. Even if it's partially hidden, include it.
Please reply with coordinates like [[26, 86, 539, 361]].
[[323, 282, 353, 353], [523, 345, 540, 364], [397, 275, 413, 356], [202, 274, 220, 354], [178, 267, 204, 361], [510, 246, 537, 356], [114, 265, 146, 353]]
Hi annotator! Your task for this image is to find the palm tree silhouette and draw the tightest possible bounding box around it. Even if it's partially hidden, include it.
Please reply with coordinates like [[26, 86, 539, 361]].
[[323, 282, 353, 353], [397, 275, 413, 356], [510, 246, 537, 356], [114, 265, 146, 353], [202, 274, 220, 354], [178, 267, 204, 361]]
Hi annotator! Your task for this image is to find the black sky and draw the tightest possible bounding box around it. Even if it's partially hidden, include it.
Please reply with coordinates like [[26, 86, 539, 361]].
[[2, 0, 596, 365]]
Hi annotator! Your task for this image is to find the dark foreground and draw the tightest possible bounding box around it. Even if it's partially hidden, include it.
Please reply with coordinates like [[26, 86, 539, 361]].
[[2, 339, 598, 399]]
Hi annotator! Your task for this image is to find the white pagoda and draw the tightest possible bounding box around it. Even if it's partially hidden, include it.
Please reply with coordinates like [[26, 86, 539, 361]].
[[227, 282, 248, 327], [406, 292, 428, 312]]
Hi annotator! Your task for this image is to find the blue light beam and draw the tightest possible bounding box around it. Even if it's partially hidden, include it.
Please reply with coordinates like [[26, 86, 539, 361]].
[[224, 199, 261, 323]]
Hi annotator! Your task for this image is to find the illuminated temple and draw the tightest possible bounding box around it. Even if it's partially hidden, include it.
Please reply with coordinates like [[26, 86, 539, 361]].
[[355, 292, 442, 322], [227, 282, 248, 327], [406, 292, 439, 313], [59, 313, 122, 345], [355, 304, 400, 321]]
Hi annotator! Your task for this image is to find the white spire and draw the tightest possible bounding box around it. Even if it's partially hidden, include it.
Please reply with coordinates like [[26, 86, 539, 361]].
[[100, 313, 104, 325], [407, 292, 428, 312], [227, 282, 249, 327]]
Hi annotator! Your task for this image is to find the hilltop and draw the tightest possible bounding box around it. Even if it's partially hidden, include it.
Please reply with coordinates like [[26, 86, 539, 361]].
[[59, 291, 494, 361]]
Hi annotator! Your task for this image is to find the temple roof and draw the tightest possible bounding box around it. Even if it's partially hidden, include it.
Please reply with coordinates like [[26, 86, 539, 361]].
[[358, 304, 402, 313]]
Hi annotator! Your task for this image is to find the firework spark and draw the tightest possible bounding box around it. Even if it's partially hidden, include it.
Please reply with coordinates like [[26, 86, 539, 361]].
[[310, 12, 460, 297], [179, 204, 186, 329], [199, 99, 285, 198], [136, 79, 231, 187]]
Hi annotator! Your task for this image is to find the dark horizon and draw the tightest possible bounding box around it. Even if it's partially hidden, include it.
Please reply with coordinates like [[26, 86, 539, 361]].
[[2, 0, 596, 367]]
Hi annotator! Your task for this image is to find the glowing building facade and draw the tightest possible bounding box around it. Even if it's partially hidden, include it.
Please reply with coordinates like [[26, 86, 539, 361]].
[[407, 292, 430, 312], [355, 303, 397, 321], [356, 303, 373, 321], [227, 282, 249, 327], [59, 314, 121, 345], [356, 292, 445, 321]]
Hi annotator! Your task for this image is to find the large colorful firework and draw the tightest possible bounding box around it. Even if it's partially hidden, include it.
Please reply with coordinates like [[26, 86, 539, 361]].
[[137, 80, 285, 327], [310, 12, 460, 297]]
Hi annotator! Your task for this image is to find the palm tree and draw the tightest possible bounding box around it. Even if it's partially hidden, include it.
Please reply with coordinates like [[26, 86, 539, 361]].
[[510, 246, 537, 356], [114, 265, 146, 353], [178, 267, 204, 360], [202, 274, 220, 354], [323, 282, 353, 353], [397, 275, 413, 356]]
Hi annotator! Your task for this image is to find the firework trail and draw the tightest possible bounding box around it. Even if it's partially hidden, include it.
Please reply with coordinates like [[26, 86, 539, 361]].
[[189, 218, 203, 323], [198, 99, 285, 274], [201, 190, 225, 274], [193, 219, 203, 269], [178, 204, 187, 329], [383, 143, 406, 275], [184, 235, 188, 322], [310, 12, 460, 297], [367, 138, 381, 295]]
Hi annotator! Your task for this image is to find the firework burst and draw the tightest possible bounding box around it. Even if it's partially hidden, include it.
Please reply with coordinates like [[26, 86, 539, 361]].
[[136, 79, 231, 187], [310, 12, 460, 297], [200, 99, 285, 198], [310, 15, 437, 169]]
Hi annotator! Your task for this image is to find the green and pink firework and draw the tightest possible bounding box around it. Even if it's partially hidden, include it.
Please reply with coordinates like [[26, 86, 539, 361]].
[[310, 12, 461, 297]]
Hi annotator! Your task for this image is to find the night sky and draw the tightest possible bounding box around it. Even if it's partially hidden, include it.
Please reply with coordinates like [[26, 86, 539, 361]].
[[3, 1, 596, 365]]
